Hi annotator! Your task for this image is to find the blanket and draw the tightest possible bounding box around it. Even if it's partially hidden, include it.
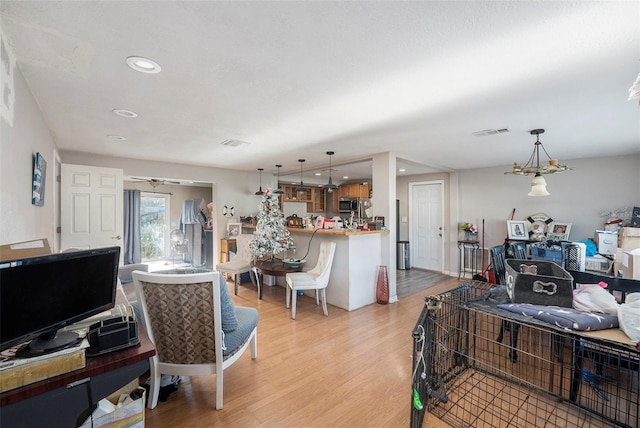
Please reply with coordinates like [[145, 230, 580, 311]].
[[497, 303, 618, 331]]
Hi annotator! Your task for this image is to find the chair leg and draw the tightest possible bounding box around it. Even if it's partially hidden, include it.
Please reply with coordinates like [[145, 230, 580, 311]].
[[321, 289, 328, 316], [291, 288, 297, 319], [147, 356, 161, 409], [216, 368, 224, 410], [286, 283, 291, 308], [234, 274, 239, 295], [315, 289, 319, 305], [250, 331, 257, 359]]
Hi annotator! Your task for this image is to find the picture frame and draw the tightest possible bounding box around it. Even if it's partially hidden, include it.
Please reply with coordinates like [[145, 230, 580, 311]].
[[507, 220, 528, 240], [547, 222, 572, 241], [32, 152, 47, 206], [226, 222, 242, 238]]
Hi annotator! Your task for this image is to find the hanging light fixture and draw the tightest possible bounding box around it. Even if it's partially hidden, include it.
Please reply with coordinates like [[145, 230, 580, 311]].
[[504, 129, 573, 196], [323, 151, 338, 193], [296, 159, 308, 193], [255, 168, 264, 195], [273, 164, 284, 194]]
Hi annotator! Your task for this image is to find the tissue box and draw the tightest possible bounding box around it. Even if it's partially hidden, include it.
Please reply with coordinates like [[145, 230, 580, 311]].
[[594, 230, 618, 255], [505, 259, 574, 307]]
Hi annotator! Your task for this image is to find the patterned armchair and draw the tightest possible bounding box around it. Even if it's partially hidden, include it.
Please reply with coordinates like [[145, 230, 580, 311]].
[[132, 270, 258, 409]]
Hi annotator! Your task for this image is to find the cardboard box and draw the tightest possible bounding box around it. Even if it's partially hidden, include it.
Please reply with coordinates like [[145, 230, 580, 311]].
[[594, 230, 618, 255], [80, 386, 145, 428], [621, 249, 640, 280], [618, 227, 640, 252], [0, 238, 51, 262]]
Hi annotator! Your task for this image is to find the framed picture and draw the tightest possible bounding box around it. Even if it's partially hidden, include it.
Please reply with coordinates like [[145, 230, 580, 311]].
[[226, 222, 242, 237], [547, 222, 572, 241], [32, 152, 47, 206], [507, 220, 528, 240]]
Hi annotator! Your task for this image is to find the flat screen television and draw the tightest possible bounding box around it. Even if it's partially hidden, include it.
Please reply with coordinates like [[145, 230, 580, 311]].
[[0, 246, 120, 354]]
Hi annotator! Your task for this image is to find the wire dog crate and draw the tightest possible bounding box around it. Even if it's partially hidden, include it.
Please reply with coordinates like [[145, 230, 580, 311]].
[[411, 281, 639, 428]]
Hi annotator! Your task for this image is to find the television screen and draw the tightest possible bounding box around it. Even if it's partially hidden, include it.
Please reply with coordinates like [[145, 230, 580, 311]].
[[0, 246, 120, 353]]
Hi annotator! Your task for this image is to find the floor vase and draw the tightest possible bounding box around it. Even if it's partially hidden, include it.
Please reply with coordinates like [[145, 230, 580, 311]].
[[376, 265, 389, 305]]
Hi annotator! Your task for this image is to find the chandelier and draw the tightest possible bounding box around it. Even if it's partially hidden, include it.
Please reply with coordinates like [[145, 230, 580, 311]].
[[505, 129, 573, 196]]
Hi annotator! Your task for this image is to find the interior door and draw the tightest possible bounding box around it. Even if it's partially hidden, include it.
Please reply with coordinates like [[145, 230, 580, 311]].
[[61, 164, 123, 259], [410, 181, 443, 271]]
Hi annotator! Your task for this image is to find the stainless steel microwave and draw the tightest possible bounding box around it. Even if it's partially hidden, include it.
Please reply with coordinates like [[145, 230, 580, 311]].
[[338, 198, 358, 213]]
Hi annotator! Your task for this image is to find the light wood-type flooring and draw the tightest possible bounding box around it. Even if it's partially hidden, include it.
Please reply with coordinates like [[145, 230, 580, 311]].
[[141, 271, 460, 427]]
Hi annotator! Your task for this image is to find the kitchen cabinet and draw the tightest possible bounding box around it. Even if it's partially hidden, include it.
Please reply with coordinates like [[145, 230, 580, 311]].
[[280, 185, 325, 213], [311, 188, 326, 213], [282, 185, 311, 202], [339, 183, 371, 199]]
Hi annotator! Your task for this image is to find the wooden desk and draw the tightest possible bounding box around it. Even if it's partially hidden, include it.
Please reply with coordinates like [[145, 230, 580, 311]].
[[0, 301, 156, 427], [252, 260, 302, 299]]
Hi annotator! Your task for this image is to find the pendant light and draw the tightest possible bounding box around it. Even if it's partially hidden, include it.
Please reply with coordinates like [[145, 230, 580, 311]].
[[255, 168, 264, 195], [504, 129, 573, 196], [296, 159, 308, 193], [324, 151, 338, 193], [273, 164, 284, 194]]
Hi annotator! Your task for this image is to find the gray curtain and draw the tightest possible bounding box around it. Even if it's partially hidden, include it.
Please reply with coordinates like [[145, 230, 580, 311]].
[[123, 189, 141, 264]]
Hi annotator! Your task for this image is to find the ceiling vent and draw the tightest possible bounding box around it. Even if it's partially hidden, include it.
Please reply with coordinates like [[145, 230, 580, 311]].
[[220, 139, 251, 147], [472, 128, 510, 137]]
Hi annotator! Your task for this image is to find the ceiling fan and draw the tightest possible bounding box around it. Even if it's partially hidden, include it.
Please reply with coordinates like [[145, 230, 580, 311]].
[[130, 177, 181, 188]]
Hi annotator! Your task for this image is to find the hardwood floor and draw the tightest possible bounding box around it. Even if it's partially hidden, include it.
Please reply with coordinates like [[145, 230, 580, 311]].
[[142, 272, 462, 427]]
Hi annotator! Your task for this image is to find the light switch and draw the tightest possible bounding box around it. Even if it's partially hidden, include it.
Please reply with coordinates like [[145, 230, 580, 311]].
[[401, 216, 408, 223]]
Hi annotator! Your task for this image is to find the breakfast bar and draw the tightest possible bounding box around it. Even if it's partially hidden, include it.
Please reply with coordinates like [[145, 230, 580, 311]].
[[244, 226, 389, 311]]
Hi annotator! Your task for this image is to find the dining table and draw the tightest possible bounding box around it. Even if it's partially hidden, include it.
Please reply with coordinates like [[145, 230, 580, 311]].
[[251, 259, 303, 299]]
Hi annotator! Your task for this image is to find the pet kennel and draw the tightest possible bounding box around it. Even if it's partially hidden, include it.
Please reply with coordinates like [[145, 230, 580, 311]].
[[411, 280, 639, 428]]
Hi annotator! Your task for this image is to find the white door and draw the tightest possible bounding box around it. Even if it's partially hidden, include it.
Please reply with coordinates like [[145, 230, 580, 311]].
[[410, 181, 443, 271], [61, 164, 123, 258]]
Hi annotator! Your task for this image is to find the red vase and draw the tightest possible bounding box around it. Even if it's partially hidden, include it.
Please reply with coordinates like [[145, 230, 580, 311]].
[[376, 265, 389, 305]]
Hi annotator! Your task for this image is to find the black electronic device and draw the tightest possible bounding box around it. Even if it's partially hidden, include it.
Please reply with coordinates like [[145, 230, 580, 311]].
[[0, 246, 120, 354], [86, 315, 140, 357]]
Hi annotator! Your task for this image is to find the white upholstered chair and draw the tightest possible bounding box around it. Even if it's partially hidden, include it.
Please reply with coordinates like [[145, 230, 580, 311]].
[[285, 241, 337, 320], [132, 270, 258, 410], [216, 233, 253, 295]]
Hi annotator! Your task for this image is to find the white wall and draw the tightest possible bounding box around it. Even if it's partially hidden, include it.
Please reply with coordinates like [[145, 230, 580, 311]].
[[0, 54, 57, 246], [458, 155, 640, 247]]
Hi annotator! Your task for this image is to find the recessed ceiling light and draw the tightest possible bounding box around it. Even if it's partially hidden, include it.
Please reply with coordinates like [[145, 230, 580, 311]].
[[315, 172, 322, 176], [399, 168, 406, 172], [126, 56, 162, 74], [112, 108, 138, 118], [342, 176, 349, 179], [107, 134, 127, 140]]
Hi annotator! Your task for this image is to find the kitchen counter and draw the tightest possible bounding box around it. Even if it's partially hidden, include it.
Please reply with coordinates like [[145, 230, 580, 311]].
[[242, 224, 387, 311], [242, 225, 389, 236]]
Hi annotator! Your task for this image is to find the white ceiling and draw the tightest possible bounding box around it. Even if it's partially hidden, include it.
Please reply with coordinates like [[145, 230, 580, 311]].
[[1, 1, 639, 186]]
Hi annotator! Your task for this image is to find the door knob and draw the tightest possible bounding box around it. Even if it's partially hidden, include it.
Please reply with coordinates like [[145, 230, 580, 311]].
[[439, 227, 443, 230], [112, 235, 122, 240]]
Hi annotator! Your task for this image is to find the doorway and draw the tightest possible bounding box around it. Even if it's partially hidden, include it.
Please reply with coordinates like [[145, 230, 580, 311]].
[[409, 181, 444, 271]]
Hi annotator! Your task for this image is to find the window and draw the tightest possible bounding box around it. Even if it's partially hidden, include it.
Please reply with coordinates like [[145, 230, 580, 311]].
[[140, 193, 170, 261]]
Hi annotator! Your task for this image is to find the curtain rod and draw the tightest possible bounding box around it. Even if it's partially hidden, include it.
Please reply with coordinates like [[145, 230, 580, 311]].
[[124, 189, 173, 195]]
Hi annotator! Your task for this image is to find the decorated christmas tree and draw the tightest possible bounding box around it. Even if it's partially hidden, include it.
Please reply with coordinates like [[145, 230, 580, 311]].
[[251, 188, 293, 261]]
